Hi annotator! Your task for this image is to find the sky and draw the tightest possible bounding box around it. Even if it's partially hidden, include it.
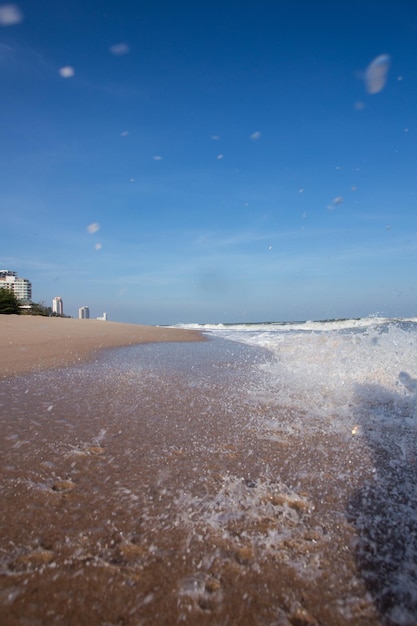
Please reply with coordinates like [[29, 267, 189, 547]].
[[1, 0, 417, 324]]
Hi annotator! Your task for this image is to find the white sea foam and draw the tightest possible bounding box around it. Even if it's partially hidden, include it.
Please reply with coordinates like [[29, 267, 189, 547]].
[[3, 317, 417, 623], [171, 317, 417, 622], [176, 317, 417, 445]]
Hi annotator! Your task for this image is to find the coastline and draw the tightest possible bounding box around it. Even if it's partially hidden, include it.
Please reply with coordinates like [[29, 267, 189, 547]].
[[0, 336, 383, 625], [0, 315, 204, 377], [1, 321, 412, 623]]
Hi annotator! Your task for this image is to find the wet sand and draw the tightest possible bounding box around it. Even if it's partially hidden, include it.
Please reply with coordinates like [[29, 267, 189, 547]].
[[0, 338, 407, 625], [0, 315, 203, 377]]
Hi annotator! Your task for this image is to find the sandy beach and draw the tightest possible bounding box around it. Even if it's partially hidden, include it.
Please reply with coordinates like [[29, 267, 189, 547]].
[[0, 315, 203, 377], [1, 319, 415, 625]]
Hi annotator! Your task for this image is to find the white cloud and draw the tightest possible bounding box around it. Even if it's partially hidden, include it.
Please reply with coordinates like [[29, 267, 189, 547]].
[[59, 66, 75, 78], [152, 155, 163, 161], [216, 154, 224, 160], [120, 130, 129, 136], [250, 131, 261, 141], [0, 4, 23, 26], [110, 43, 130, 56], [87, 222, 100, 234], [211, 135, 220, 140], [95, 243, 102, 250]]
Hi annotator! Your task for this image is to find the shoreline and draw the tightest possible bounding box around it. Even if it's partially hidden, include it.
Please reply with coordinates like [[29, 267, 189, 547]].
[[0, 334, 384, 625], [0, 315, 204, 377]]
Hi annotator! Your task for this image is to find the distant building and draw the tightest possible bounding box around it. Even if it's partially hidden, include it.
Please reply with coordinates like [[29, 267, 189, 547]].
[[79, 306, 90, 319], [96, 312, 108, 321], [52, 296, 64, 316], [0, 270, 32, 302]]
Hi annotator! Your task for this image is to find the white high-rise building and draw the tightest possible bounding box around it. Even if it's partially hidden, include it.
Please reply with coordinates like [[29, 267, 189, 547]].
[[52, 296, 64, 316], [0, 270, 32, 302], [79, 306, 90, 319]]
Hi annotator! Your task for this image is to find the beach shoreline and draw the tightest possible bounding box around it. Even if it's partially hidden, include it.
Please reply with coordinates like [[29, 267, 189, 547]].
[[0, 315, 204, 377], [1, 324, 413, 624], [0, 337, 382, 625]]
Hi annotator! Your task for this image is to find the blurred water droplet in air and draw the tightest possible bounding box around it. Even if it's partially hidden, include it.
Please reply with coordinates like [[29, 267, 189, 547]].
[[95, 243, 102, 250], [153, 155, 163, 161], [87, 223, 100, 234], [0, 4, 23, 26], [59, 66, 75, 78], [365, 54, 391, 94], [211, 135, 220, 140], [217, 154, 224, 160], [110, 42, 130, 56], [327, 196, 344, 211], [250, 131, 261, 141], [120, 131, 129, 137]]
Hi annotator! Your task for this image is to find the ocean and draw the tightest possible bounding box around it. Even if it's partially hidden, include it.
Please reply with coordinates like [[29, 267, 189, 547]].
[[1, 316, 417, 625]]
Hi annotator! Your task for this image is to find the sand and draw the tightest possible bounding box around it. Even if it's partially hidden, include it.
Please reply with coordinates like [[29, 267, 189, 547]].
[[0, 338, 385, 625], [0, 318, 404, 624], [0, 315, 203, 377]]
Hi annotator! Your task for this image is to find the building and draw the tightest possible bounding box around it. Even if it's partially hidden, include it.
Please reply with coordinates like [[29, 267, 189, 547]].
[[0, 270, 32, 302], [96, 312, 108, 321], [79, 306, 90, 319], [52, 296, 64, 316]]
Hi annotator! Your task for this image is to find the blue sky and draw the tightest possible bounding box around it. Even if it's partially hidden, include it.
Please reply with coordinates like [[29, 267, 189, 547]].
[[1, 0, 417, 324]]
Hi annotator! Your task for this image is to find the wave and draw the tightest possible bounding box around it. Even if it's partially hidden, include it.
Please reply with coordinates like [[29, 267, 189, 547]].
[[173, 316, 417, 334]]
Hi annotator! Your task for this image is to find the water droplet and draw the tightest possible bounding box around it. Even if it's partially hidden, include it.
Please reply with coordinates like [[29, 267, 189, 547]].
[[59, 66, 75, 78], [365, 54, 391, 94], [109, 42, 129, 56], [0, 4, 23, 26]]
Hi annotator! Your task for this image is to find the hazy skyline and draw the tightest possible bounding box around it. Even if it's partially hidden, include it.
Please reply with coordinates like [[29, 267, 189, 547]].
[[2, 1, 417, 324]]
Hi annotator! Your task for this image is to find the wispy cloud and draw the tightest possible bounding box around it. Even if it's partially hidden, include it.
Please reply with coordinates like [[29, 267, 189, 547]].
[[0, 40, 49, 73], [0, 41, 13, 64]]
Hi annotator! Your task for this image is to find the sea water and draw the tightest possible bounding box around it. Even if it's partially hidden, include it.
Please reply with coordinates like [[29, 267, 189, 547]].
[[2, 316, 417, 625], [174, 316, 417, 624], [176, 316, 417, 427]]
